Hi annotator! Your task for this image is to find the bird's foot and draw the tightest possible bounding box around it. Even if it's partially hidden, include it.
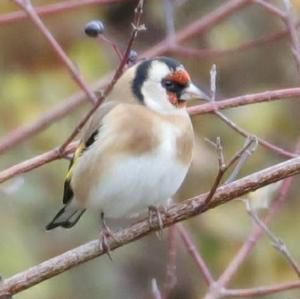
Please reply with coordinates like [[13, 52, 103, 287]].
[[148, 205, 165, 239], [99, 212, 118, 260]]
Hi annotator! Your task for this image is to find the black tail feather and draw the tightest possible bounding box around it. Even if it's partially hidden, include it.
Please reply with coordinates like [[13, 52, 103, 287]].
[[46, 205, 86, 230]]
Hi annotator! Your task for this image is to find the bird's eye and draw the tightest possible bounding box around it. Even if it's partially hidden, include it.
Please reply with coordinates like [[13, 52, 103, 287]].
[[162, 79, 186, 93], [162, 79, 174, 89]]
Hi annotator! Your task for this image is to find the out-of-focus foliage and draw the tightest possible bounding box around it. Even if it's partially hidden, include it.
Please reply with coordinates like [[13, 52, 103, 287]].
[[0, 1, 300, 299]]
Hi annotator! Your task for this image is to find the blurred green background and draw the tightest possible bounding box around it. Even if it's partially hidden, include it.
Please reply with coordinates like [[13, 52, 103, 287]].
[[1, 0, 300, 298]]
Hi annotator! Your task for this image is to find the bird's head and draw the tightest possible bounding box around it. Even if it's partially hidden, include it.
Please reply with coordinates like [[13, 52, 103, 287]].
[[108, 57, 209, 114], [132, 57, 209, 113]]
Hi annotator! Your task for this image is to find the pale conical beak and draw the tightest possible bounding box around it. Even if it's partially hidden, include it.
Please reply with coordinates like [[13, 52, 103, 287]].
[[181, 82, 210, 101]]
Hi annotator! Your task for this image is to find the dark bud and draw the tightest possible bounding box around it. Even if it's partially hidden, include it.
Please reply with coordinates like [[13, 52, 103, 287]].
[[128, 50, 138, 64], [84, 20, 105, 37]]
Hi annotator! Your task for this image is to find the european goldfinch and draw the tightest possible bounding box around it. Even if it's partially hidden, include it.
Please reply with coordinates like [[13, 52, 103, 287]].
[[46, 57, 208, 231]]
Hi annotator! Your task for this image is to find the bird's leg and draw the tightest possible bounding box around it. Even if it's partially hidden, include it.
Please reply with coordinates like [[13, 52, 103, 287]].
[[99, 211, 117, 260], [148, 205, 166, 239]]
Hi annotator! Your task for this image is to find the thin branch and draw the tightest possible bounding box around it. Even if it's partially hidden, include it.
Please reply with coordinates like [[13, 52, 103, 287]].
[[210, 64, 258, 183], [0, 91, 86, 155], [176, 223, 214, 286], [189, 86, 300, 158], [203, 137, 300, 299], [164, 0, 176, 46], [169, 20, 300, 59], [214, 110, 295, 159], [204, 136, 257, 204], [0, 276, 12, 299], [2, 86, 300, 185], [223, 281, 300, 297], [59, 0, 145, 151], [0, 142, 77, 184], [12, 0, 98, 104], [0, 0, 128, 26], [0, 0, 253, 154], [283, 0, 300, 78], [162, 226, 177, 299], [207, 63, 293, 159], [253, 0, 285, 19], [151, 279, 163, 299], [246, 199, 300, 278], [143, 0, 253, 58], [2, 155, 300, 296], [188, 87, 300, 116]]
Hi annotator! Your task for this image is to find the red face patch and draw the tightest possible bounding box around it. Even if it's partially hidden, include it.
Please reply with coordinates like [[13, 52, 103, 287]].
[[167, 69, 191, 86], [167, 92, 187, 108], [166, 69, 190, 108]]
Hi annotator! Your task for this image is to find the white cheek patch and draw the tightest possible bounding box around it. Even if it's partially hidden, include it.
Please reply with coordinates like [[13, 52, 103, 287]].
[[147, 61, 171, 82], [141, 61, 177, 113], [142, 80, 174, 113]]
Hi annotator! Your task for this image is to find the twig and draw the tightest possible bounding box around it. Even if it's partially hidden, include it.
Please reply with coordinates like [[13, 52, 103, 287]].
[[0, 0, 128, 26], [151, 279, 163, 299], [0, 276, 12, 299], [12, 0, 97, 104], [0, 142, 77, 184], [225, 137, 258, 183], [283, 0, 300, 78], [169, 21, 300, 58], [0, 91, 86, 155], [210, 64, 217, 102], [188, 87, 300, 116], [204, 136, 257, 204], [97, 34, 123, 61], [246, 199, 300, 278], [2, 155, 300, 296], [188, 86, 300, 158], [143, 0, 252, 58], [1, 86, 300, 185], [253, 0, 285, 19], [223, 281, 300, 297], [163, 226, 177, 299], [214, 111, 295, 159], [176, 223, 214, 286], [207, 64, 289, 161], [164, 0, 176, 46], [59, 0, 145, 151], [203, 137, 300, 299], [0, 0, 254, 154]]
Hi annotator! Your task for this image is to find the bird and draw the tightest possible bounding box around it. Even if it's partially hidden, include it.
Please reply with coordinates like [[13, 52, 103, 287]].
[[46, 56, 208, 233]]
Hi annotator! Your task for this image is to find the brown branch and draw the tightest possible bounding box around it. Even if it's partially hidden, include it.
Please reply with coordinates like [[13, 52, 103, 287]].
[[188, 87, 300, 116], [0, 0, 128, 26], [1, 86, 300, 185], [59, 0, 145, 151], [12, 0, 98, 104], [152, 279, 163, 299], [253, 0, 285, 19], [162, 226, 177, 299], [202, 137, 300, 299], [283, 0, 300, 78], [176, 223, 214, 286], [223, 281, 300, 297], [0, 91, 86, 155], [213, 111, 295, 159], [0, 142, 77, 184], [204, 137, 257, 206], [169, 20, 300, 59], [0, 0, 253, 154], [1, 155, 300, 296], [246, 199, 300, 278], [143, 0, 253, 58]]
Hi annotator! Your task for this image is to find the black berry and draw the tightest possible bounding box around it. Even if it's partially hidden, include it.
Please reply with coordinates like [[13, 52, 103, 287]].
[[128, 50, 138, 63], [84, 20, 105, 38]]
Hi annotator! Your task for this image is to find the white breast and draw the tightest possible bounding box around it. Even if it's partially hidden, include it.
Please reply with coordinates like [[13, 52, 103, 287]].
[[87, 123, 190, 218]]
